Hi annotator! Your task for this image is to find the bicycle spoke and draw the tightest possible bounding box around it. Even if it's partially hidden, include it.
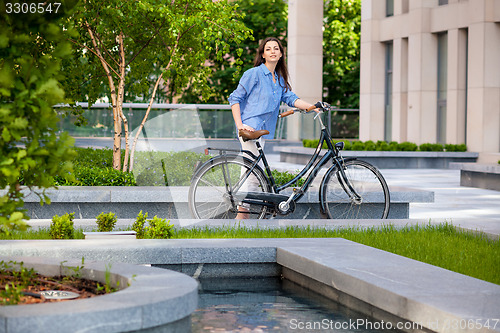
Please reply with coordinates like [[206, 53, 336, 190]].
[[322, 160, 390, 219], [189, 156, 270, 219]]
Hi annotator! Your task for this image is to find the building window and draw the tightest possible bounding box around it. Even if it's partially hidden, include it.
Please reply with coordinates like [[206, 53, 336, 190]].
[[437, 33, 448, 144], [385, 42, 393, 141], [439, 0, 449, 5], [386, 0, 394, 17]]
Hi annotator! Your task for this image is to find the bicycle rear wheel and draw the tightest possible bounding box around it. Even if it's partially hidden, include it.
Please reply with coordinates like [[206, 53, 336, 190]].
[[321, 160, 390, 219], [188, 155, 271, 219]]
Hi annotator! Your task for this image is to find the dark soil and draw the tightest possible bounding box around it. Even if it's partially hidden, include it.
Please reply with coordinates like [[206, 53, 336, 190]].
[[1, 271, 108, 305]]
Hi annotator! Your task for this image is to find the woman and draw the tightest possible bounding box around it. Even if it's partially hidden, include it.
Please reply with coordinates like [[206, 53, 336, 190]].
[[228, 37, 315, 218]]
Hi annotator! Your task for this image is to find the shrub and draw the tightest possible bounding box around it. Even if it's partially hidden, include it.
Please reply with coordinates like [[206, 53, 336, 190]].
[[342, 140, 352, 150], [145, 216, 173, 239], [96, 212, 117, 232], [397, 142, 418, 151], [302, 139, 317, 148], [132, 211, 148, 239], [351, 141, 365, 150], [376, 140, 390, 151], [419, 143, 444, 152], [444, 144, 467, 152], [49, 213, 75, 239], [54, 147, 136, 186], [271, 170, 305, 187], [363, 140, 376, 151]]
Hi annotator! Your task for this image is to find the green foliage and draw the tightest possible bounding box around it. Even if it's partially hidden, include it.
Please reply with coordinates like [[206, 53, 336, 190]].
[[271, 170, 305, 187], [145, 216, 173, 239], [96, 263, 119, 294], [56, 165, 136, 186], [133, 151, 210, 186], [301, 140, 466, 152], [132, 211, 148, 239], [54, 147, 135, 186], [96, 212, 117, 232], [444, 144, 467, 152], [398, 142, 418, 151], [63, 0, 251, 171], [180, 0, 287, 103], [419, 143, 445, 152], [49, 213, 75, 240], [351, 141, 365, 150], [323, 0, 361, 108], [0, 261, 38, 305], [132, 211, 173, 239], [0, 1, 78, 232]]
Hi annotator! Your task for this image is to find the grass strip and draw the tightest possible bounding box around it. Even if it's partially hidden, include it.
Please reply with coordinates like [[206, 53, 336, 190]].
[[172, 223, 500, 285], [1, 223, 498, 285]]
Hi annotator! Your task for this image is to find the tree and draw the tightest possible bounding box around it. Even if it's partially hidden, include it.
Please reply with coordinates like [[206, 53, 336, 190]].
[[0, 0, 78, 232], [180, 0, 288, 104], [65, 0, 251, 172], [323, 0, 361, 108]]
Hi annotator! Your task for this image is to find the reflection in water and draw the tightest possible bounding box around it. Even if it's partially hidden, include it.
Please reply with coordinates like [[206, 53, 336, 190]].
[[192, 277, 403, 333]]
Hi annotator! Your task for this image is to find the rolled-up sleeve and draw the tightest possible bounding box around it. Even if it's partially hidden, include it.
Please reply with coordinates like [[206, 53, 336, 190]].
[[281, 89, 299, 107]]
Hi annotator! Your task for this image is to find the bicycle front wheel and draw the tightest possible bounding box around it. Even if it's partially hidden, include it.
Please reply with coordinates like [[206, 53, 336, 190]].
[[188, 155, 271, 219], [321, 160, 390, 219]]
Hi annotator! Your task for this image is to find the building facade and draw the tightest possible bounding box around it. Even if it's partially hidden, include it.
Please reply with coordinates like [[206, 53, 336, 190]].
[[360, 0, 500, 162]]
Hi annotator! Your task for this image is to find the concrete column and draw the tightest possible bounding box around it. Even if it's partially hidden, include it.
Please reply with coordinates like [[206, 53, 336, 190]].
[[407, 29, 438, 145], [446, 28, 467, 145], [467, 21, 500, 155], [287, 0, 323, 140], [392, 37, 409, 142], [359, 0, 386, 141]]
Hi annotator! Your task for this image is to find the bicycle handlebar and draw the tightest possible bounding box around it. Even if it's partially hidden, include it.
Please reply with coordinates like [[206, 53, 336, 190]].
[[278, 102, 331, 118]]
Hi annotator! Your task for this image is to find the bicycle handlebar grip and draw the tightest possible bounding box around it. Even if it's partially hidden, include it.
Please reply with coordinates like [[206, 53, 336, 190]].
[[279, 110, 295, 118], [307, 104, 318, 112]]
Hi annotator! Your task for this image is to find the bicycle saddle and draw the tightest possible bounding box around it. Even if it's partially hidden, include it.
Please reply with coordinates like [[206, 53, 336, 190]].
[[238, 129, 269, 141]]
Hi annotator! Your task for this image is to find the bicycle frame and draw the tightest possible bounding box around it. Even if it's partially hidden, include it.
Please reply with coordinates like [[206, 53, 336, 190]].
[[237, 112, 353, 205]]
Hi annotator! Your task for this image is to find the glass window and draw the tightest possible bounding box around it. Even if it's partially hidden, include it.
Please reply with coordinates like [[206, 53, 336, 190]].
[[439, 0, 449, 5], [386, 0, 394, 17], [437, 33, 448, 144], [385, 42, 393, 141]]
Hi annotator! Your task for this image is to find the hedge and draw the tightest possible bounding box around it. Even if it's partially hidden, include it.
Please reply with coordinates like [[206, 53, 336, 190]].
[[302, 139, 467, 152]]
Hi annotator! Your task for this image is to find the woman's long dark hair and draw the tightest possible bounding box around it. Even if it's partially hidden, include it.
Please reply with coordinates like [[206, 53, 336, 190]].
[[253, 37, 292, 92]]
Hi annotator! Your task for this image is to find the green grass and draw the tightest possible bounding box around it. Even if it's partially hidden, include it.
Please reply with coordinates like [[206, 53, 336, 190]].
[[172, 223, 500, 285], [1, 223, 498, 285]]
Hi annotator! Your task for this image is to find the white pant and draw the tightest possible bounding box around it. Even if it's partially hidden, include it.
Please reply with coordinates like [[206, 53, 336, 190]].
[[238, 136, 265, 195]]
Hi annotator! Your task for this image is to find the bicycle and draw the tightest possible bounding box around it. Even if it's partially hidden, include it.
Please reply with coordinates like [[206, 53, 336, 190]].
[[188, 102, 390, 219]]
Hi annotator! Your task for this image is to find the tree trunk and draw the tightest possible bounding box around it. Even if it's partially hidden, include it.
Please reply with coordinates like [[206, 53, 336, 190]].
[[85, 22, 122, 170], [117, 32, 130, 173]]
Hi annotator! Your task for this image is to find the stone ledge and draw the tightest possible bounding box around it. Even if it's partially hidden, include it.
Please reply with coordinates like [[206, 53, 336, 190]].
[[277, 146, 479, 169], [0, 255, 198, 333], [1, 186, 433, 220], [452, 163, 500, 191]]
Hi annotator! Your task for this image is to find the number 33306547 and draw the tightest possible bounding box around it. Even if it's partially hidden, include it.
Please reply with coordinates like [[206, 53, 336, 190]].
[[5, 2, 61, 14]]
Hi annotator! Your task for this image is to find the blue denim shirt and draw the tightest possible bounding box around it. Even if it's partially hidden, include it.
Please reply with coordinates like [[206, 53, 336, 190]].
[[228, 63, 299, 139]]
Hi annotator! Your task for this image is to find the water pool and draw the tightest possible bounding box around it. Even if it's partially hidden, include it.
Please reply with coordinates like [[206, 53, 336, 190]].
[[192, 277, 405, 332]]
